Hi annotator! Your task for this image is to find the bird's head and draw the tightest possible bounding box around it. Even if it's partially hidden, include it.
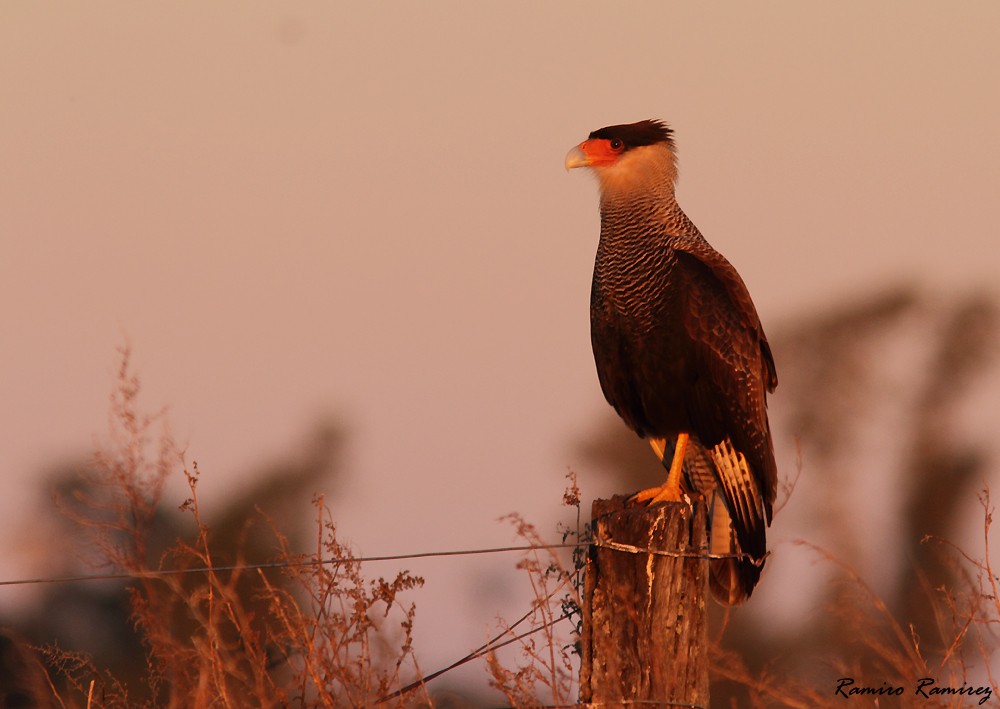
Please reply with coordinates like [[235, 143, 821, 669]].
[[565, 119, 678, 197]]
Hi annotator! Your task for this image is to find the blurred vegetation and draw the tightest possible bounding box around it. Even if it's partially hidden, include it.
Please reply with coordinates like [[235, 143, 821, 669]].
[[0, 352, 429, 707], [18, 426, 345, 697], [578, 284, 1000, 706], [1, 285, 998, 707]]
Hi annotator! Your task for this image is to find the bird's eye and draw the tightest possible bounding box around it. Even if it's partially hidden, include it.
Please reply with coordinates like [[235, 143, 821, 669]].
[[609, 139, 624, 152]]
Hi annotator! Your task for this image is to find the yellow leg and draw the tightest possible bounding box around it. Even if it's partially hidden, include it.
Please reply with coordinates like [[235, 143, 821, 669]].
[[631, 432, 689, 505], [648, 437, 667, 461]]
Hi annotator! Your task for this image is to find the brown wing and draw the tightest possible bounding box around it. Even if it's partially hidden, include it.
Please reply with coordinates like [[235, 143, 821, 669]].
[[660, 435, 766, 604], [670, 244, 777, 573], [590, 281, 656, 437]]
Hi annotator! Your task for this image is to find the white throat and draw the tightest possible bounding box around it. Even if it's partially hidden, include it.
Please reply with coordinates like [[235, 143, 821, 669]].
[[594, 143, 678, 202]]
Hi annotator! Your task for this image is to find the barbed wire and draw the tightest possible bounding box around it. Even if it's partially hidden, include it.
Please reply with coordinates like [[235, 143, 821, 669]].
[[1, 531, 726, 705], [0, 535, 728, 703], [376, 605, 574, 704], [0, 539, 747, 589]]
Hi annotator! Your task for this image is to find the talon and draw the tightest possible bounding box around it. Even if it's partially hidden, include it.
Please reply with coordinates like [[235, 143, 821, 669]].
[[630, 481, 685, 505], [630, 432, 690, 506]]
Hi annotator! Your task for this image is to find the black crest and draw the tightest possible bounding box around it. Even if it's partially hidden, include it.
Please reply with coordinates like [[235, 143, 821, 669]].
[[588, 119, 674, 150]]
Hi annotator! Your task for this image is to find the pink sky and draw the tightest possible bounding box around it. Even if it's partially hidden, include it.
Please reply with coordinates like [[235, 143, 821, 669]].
[[2, 1, 998, 690]]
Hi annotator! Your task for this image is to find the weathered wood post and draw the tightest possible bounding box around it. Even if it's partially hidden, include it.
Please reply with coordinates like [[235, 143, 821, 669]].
[[580, 495, 710, 707]]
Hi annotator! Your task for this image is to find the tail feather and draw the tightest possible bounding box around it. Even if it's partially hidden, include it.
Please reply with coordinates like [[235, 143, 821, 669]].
[[709, 439, 767, 564], [655, 435, 768, 604], [705, 495, 746, 604], [707, 439, 768, 602]]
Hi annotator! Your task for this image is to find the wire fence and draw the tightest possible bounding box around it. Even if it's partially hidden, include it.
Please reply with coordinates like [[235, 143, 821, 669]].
[[0, 540, 744, 588], [0, 536, 732, 702]]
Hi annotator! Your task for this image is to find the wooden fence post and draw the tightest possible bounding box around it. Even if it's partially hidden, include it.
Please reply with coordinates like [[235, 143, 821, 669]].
[[580, 495, 710, 707]]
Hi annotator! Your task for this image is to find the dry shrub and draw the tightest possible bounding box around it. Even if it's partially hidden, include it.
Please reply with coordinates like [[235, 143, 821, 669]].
[[39, 349, 427, 708], [26, 347, 1000, 707], [710, 491, 999, 708], [262, 494, 425, 706], [482, 473, 998, 708], [485, 471, 586, 707]]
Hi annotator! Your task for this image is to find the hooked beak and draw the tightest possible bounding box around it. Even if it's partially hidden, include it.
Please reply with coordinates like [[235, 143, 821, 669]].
[[565, 144, 591, 171], [565, 138, 622, 171]]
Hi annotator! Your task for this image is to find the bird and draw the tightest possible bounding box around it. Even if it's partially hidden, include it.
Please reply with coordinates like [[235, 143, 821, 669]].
[[565, 119, 778, 603]]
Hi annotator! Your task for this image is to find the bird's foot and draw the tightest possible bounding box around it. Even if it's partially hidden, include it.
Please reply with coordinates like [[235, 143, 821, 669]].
[[630, 481, 688, 506], [632, 432, 691, 507]]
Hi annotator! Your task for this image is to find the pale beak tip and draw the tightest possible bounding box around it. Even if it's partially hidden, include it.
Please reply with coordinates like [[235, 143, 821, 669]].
[[565, 145, 589, 171]]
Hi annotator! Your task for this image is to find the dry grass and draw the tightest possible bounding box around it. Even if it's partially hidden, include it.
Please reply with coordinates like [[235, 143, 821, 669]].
[[485, 472, 585, 708], [482, 477, 998, 708], [36, 349, 428, 708], [709, 492, 999, 708], [12, 348, 998, 707]]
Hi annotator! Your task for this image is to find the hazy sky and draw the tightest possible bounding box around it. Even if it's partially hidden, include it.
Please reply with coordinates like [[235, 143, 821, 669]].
[[2, 1, 998, 689]]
